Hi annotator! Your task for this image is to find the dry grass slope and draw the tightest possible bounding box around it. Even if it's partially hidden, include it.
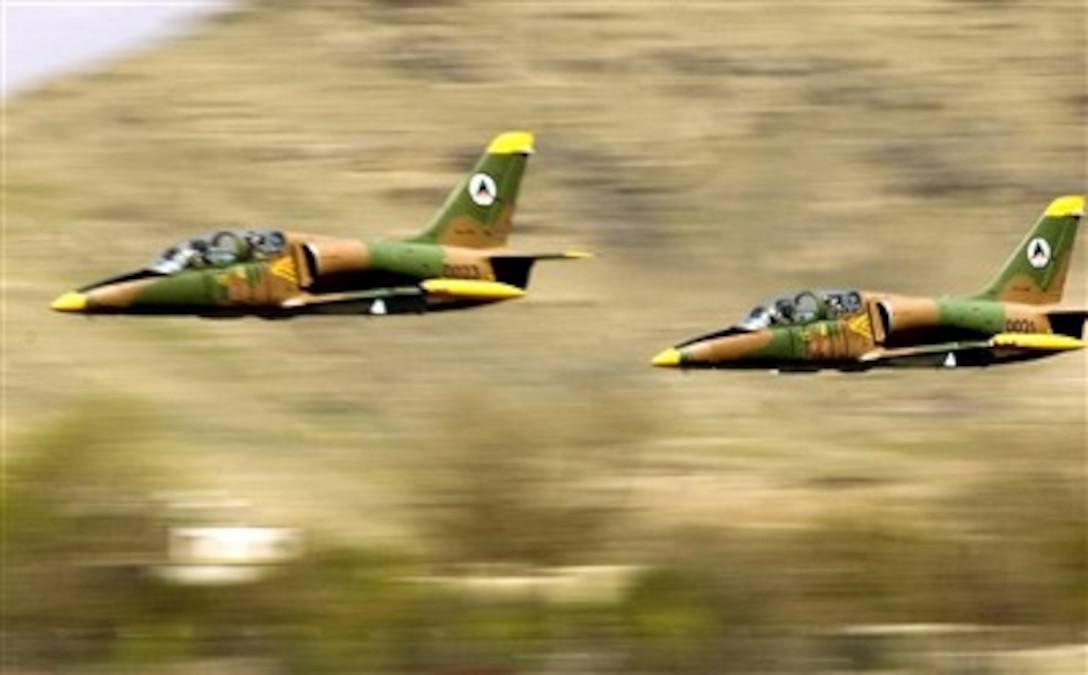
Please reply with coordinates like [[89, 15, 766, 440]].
[[5, 1, 1087, 671], [6, 0, 1085, 551]]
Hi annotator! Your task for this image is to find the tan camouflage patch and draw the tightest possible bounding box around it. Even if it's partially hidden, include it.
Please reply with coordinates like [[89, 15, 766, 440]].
[[871, 295, 941, 336], [689, 330, 774, 363], [1000, 304, 1052, 334], [301, 240, 370, 277], [85, 279, 146, 309], [997, 252, 1070, 305], [441, 247, 497, 281], [439, 206, 515, 248]]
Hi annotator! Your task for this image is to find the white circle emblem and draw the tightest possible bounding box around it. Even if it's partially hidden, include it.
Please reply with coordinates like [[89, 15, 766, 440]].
[[1026, 237, 1051, 269], [468, 173, 498, 207]]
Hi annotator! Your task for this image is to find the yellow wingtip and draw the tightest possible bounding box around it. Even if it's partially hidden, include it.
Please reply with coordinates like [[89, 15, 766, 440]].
[[50, 291, 87, 312], [1043, 195, 1085, 218], [992, 332, 1085, 351], [422, 278, 525, 300], [651, 347, 682, 368], [487, 131, 534, 155]]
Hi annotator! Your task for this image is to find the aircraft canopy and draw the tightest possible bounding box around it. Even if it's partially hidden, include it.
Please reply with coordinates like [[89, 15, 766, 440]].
[[739, 289, 863, 329], [151, 229, 287, 274]]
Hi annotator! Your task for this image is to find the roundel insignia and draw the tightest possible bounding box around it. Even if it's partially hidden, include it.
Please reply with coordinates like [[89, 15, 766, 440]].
[[1026, 236, 1051, 269], [468, 173, 498, 207]]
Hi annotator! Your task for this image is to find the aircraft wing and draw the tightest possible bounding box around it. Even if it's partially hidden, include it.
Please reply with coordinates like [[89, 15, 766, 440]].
[[859, 333, 1085, 368], [418, 278, 525, 300], [485, 251, 591, 290], [281, 286, 427, 315], [989, 332, 1084, 351], [280, 279, 527, 316]]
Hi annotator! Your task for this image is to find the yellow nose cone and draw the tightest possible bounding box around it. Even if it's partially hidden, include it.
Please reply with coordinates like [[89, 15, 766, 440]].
[[50, 291, 88, 312], [651, 347, 682, 367]]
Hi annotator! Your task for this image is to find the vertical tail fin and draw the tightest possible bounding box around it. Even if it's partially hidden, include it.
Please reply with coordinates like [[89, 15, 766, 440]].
[[408, 131, 533, 249], [972, 195, 1084, 305]]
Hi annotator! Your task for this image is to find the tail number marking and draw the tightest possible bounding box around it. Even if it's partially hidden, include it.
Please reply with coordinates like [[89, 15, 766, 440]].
[[443, 264, 481, 279], [1004, 319, 1036, 333]]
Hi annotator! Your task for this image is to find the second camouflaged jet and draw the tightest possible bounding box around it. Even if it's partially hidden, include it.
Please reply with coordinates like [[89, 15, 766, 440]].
[[51, 132, 587, 318], [653, 196, 1086, 371]]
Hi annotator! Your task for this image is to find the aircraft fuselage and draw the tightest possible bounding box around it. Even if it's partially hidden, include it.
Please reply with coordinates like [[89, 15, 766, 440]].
[[52, 232, 529, 317], [655, 291, 1084, 371]]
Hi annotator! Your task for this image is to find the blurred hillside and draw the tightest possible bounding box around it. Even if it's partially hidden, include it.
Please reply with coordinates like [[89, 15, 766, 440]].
[[4, 0, 1086, 670]]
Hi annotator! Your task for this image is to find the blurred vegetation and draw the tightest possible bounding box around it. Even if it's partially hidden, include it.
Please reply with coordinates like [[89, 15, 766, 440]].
[[4, 0, 1086, 671], [410, 395, 644, 566], [4, 402, 1083, 672], [4, 397, 167, 664]]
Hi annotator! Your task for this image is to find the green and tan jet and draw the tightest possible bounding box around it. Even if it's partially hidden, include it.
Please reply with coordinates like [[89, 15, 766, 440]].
[[653, 196, 1086, 371], [51, 132, 587, 318]]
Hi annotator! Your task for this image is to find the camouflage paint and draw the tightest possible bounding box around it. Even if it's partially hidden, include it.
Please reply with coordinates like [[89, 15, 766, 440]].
[[408, 132, 533, 249], [936, 298, 1005, 335], [677, 329, 775, 367], [52, 132, 586, 318], [655, 196, 1086, 371], [972, 196, 1083, 305], [368, 240, 446, 278], [102, 274, 214, 311]]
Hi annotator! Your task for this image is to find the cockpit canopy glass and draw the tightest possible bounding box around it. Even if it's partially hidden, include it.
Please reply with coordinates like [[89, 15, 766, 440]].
[[150, 229, 287, 275], [738, 289, 862, 330]]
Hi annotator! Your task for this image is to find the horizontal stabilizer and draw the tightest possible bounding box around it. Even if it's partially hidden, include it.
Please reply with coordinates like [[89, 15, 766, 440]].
[[420, 278, 525, 300], [490, 250, 594, 261], [1047, 310, 1088, 339], [487, 251, 591, 290], [991, 332, 1085, 351]]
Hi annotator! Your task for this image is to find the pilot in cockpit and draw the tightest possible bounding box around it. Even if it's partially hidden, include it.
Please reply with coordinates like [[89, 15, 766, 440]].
[[244, 231, 265, 255], [205, 232, 246, 266], [740, 297, 792, 330], [792, 292, 824, 324], [249, 230, 286, 256], [150, 230, 286, 275], [773, 298, 795, 324], [151, 238, 211, 274], [171, 239, 209, 270]]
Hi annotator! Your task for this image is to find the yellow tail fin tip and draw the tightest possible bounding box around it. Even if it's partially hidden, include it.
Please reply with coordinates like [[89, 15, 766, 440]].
[[1043, 195, 1085, 217], [486, 131, 534, 155]]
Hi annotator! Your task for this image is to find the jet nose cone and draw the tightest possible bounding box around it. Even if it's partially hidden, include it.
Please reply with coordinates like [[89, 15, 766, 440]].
[[50, 291, 88, 313], [651, 347, 682, 368]]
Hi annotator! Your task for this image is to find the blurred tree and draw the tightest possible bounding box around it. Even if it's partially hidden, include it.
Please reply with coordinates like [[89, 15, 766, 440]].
[[4, 396, 168, 664], [410, 392, 636, 567]]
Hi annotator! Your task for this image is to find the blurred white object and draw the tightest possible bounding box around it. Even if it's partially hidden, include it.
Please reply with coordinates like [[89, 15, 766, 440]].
[[153, 526, 302, 586]]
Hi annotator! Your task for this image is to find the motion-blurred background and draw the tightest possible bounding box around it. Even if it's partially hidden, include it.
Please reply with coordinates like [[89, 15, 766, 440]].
[[5, 1, 1085, 672]]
